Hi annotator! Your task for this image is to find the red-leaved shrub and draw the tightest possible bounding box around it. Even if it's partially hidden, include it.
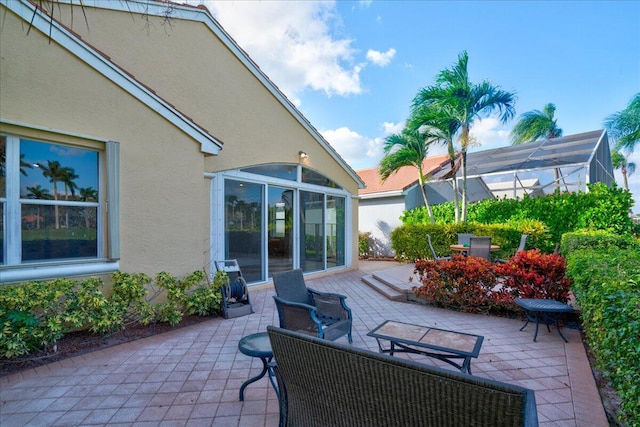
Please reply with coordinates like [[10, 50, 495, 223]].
[[493, 249, 571, 303], [413, 250, 572, 315], [413, 255, 503, 313]]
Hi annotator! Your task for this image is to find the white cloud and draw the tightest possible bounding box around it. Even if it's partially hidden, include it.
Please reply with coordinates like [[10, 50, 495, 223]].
[[366, 48, 396, 67], [469, 117, 511, 151], [203, 1, 364, 103], [322, 122, 402, 170]]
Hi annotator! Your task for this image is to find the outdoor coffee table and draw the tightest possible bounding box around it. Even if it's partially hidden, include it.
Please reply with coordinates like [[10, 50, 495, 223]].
[[515, 298, 574, 342], [237, 332, 278, 401], [367, 320, 484, 374]]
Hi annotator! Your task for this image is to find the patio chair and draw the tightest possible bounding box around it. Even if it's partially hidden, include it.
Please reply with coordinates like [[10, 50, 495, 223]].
[[495, 234, 528, 263], [272, 269, 353, 342], [468, 236, 492, 261], [426, 234, 451, 261]]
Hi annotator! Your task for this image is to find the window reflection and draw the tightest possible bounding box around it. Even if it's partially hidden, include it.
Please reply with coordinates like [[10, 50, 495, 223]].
[[224, 180, 263, 282]]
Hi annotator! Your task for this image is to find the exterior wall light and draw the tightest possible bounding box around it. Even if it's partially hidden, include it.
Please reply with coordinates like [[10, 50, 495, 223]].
[[299, 151, 309, 159]]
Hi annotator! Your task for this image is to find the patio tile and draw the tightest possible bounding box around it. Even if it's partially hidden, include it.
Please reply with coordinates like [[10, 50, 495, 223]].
[[0, 262, 609, 426]]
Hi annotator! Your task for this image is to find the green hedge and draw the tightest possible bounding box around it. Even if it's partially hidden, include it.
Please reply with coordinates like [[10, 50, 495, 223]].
[[0, 270, 224, 359], [406, 183, 636, 244], [565, 235, 640, 425], [390, 220, 549, 262]]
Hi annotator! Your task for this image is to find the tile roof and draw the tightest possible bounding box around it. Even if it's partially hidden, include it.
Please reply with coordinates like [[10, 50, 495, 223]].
[[357, 154, 451, 195]]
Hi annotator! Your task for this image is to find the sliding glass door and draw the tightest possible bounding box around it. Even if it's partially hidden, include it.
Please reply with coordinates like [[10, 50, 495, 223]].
[[268, 186, 294, 274], [224, 179, 263, 282]]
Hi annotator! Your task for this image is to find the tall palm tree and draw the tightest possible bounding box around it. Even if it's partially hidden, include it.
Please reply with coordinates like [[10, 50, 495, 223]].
[[407, 103, 462, 222], [40, 160, 65, 229], [379, 130, 435, 223], [605, 92, 640, 153], [611, 149, 636, 191], [412, 51, 516, 221], [510, 103, 564, 191]]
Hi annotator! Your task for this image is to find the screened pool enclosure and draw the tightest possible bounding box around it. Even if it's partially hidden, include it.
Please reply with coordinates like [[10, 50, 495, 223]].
[[423, 130, 615, 204]]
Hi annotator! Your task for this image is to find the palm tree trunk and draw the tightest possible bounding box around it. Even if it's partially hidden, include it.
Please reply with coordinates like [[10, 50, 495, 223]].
[[622, 166, 629, 190], [461, 127, 470, 222], [418, 171, 435, 223]]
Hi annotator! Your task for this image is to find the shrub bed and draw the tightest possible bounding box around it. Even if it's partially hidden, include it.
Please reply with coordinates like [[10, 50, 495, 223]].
[[0, 270, 225, 359], [565, 244, 640, 425], [413, 250, 571, 315]]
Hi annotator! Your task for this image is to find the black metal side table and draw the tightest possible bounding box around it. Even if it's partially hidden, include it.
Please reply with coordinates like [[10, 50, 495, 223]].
[[515, 298, 574, 342], [237, 332, 277, 401]]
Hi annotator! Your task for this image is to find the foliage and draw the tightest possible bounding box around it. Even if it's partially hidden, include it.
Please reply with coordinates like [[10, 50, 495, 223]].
[[565, 245, 640, 425], [560, 229, 640, 255], [493, 250, 571, 303], [0, 279, 75, 358], [510, 103, 562, 144], [413, 256, 500, 313], [379, 130, 436, 222], [182, 270, 222, 317], [409, 50, 516, 222], [359, 232, 372, 257], [0, 270, 223, 359], [605, 92, 640, 152], [413, 250, 571, 315], [390, 221, 548, 262], [403, 182, 635, 244]]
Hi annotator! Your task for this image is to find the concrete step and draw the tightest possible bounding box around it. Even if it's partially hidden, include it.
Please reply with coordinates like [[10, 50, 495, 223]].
[[361, 264, 420, 301], [361, 274, 406, 301]]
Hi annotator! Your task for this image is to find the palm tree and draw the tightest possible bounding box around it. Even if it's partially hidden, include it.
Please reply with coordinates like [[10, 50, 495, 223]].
[[605, 92, 640, 153], [79, 187, 98, 229], [407, 104, 462, 222], [412, 51, 516, 221], [510, 103, 564, 191], [25, 184, 51, 229], [611, 149, 636, 191], [40, 160, 65, 229], [379, 130, 435, 223]]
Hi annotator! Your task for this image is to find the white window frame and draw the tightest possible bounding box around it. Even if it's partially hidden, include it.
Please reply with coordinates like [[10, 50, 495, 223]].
[[0, 125, 119, 283], [205, 166, 352, 284]]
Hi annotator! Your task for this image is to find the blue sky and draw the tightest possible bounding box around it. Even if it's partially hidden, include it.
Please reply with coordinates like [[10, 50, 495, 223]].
[[200, 0, 640, 212]]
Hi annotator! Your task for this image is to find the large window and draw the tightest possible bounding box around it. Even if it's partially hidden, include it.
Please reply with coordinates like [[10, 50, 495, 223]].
[[213, 166, 350, 283], [1, 134, 118, 278]]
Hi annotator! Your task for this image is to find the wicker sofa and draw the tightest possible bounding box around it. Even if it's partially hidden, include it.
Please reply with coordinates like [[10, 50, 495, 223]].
[[267, 326, 538, 427]]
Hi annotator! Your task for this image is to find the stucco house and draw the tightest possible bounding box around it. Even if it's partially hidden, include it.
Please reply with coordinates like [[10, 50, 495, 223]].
[[357, 130, 614, 256], [357, 155, 450, 256], [0, 0, 364, 285]]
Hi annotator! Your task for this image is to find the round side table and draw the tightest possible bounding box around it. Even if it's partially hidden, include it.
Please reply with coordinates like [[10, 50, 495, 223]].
[[237, 332, 274, 401]]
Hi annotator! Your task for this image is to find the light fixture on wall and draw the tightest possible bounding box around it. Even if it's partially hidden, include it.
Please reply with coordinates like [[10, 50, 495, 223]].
[[299, 151, 309, 159]]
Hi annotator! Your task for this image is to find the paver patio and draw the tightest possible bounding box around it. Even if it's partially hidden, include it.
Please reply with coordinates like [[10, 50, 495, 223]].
[[0, 261, 608, 426]]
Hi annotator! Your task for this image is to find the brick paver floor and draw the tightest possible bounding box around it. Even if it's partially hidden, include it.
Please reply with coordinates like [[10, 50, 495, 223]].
[[0, 261, 608, 426]]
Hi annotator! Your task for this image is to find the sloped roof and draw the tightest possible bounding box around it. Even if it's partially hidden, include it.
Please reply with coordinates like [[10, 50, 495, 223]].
[[357, 154, 450, 196], [6, 0, 223, 155], [433, 129, 608, 180]]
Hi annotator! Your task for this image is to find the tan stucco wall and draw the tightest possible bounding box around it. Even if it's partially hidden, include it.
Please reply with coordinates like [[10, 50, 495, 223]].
[[1, 2, 361, 277], [0, 6, 211, 278], [52, 4, 360, 194]]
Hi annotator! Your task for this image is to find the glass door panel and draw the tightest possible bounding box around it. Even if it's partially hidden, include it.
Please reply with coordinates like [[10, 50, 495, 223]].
[[299, 191, 324, 272], [268, 186, 294, 275], [326, 196, 345, 268], [224, 179, 263, 282]]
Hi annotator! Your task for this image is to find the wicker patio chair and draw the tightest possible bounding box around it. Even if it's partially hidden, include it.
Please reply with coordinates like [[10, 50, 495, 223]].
[[272, 269, 353, 342], [268, 326, 538, 427]]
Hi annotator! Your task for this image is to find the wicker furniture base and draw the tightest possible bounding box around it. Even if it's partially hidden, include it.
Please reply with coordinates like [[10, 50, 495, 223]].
[[268, 326, 538, 427]]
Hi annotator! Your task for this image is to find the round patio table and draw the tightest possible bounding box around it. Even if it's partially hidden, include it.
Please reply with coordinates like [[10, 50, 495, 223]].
[[515, 298, 573, 342], [237, 332, 275, 401]]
